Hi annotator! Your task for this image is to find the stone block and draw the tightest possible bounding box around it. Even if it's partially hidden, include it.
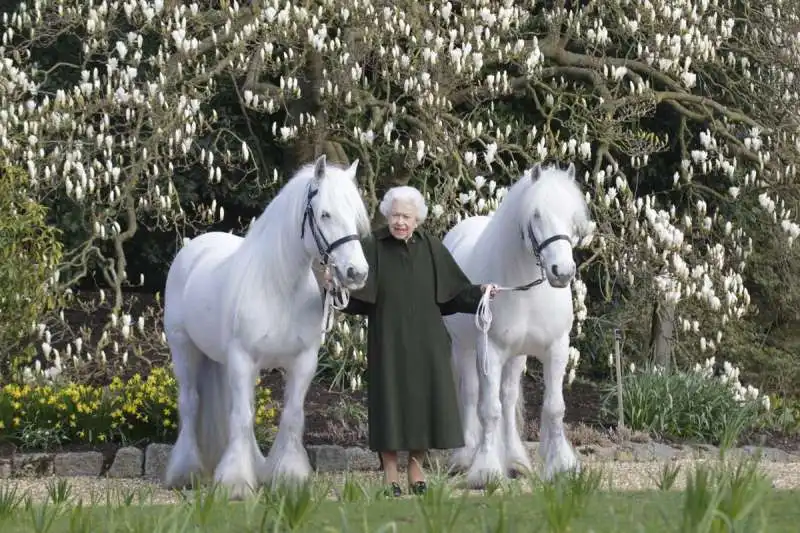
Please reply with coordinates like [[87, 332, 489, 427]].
[[53, 451, 104, 476], [107, 446, 144, 478], [144, 443, 173, 480]]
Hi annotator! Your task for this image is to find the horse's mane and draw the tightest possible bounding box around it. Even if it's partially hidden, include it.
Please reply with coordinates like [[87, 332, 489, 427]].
[[477, 164, 590, 264], [221, 162, 370, 332]]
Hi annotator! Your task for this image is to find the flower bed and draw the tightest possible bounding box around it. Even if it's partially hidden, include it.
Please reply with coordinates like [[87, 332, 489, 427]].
[[600, 357, 773, 446], [0, 366, 277, 450]]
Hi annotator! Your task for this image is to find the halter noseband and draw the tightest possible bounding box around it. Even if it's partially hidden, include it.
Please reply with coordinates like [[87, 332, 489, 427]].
[[508, 222, 572, 291], [526, 223, 572, 257], [300, 187, 360, 266]]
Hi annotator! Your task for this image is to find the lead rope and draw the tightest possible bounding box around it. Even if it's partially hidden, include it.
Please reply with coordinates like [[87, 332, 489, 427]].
[[475, 285, 498, 377], [321, 264, 351, 343], [474, 271, 547, 376]]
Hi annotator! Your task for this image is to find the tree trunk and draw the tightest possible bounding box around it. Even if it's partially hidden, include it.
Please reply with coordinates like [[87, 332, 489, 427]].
[[649, 299, 676, 372], [285, 49, 326, 170], [282, 49, 353, 291]]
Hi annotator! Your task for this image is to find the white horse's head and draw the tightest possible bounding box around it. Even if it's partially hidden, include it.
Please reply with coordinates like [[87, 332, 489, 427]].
[[301, 154, 371, 290], [521, 162, 593, 288]]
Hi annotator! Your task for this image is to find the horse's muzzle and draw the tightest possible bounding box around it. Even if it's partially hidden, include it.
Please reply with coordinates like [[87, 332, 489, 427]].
[[337, 265, 368, 290]]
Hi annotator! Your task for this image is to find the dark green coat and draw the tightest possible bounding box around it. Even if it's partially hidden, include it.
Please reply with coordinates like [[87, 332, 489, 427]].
[[343, 226, 484, 452]]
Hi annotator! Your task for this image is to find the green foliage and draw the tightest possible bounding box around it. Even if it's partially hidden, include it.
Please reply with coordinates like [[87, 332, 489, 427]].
[[600, 361, 768, 447], [761, 395, 800, 435], [715, 322, 800, 400], [540, 469, 604, 533], [0, 366, 277, 450], [0, 164, 63, 376], [676, 457, 773, 533], [316, 315, 368, 392], [710, 195, 800, 399]]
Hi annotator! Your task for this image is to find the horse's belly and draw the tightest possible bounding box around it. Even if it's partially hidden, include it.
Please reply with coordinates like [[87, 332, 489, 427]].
[[182, 277, 230, 361], [178, 243, 239, 360]]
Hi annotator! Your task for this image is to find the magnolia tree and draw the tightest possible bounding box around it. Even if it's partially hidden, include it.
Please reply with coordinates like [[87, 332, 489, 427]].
[[1, 0, 799, 386]]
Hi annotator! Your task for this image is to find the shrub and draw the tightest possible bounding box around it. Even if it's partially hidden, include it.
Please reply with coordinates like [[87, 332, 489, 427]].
[[0, 366, 278, 450], [317, 315, 368, 392], [0, 164, 64, 376], [600, 357, 770, 447]]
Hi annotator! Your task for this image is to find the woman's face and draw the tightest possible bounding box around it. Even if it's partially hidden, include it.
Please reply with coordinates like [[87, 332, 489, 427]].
[[388, 199, 418, 241]]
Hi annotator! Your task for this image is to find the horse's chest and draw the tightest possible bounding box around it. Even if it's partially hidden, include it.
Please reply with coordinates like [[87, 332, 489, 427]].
[[494, 295, 573, 351], [241, 292, 321, 364]]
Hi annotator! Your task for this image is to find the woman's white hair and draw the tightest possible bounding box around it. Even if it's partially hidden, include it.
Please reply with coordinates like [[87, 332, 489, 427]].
[[379, 185, 428, 223]]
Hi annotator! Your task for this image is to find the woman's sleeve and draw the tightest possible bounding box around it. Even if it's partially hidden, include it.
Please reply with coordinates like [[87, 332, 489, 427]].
[[439, 283, 484, 315], [426, 233, 484, 315]]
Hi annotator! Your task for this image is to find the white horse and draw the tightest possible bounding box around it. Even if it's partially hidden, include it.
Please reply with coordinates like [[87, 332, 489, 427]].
[[442, 162, 593, 488], [162, 155, 371, 499]]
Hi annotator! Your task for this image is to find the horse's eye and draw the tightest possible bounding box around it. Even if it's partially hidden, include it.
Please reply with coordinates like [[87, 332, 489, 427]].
[[320, 211, 331, 219]]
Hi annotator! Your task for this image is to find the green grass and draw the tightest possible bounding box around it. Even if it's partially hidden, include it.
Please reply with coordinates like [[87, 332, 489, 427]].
[[0, 457, 795, 533], [3, 490, 800, 533]]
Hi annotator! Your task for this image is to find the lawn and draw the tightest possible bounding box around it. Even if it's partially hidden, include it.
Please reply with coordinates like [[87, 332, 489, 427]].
[[0, 458, 796, 533], [2, 489, 800, 532]]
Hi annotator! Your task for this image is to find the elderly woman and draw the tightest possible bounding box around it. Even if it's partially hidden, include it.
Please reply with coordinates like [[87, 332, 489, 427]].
[[328, 185, 496, 497]]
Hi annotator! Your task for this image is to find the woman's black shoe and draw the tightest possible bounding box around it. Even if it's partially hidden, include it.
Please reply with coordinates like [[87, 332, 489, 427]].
[[410, 481, 427, 495], [385, 482, 402, 497]]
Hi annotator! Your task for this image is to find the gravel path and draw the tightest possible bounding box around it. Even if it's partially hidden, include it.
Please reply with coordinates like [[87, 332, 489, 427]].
[[4, 458, 800, 506]]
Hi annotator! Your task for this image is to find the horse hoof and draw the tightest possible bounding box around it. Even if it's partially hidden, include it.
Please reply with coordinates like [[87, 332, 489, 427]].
[[214, 470, 257, 500], [506, 460, 534, 480], [165, 479, 200, 492], [164, 470, 204, 491], [543, 462, 581, 482], [223, 482, 257, 501], [447, 462, 468, 477], [465, 469, 504, 490]]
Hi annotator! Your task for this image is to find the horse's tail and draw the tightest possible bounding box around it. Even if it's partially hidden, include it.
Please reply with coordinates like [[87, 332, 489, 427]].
[[195, 353, 231, 474]]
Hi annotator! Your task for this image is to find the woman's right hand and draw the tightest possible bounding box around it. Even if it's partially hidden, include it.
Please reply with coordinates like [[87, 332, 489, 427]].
[[481, 284, 498, 299]]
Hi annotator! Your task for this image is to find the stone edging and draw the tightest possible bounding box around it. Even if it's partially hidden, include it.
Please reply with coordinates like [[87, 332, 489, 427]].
[[1, 441, 798, 481]]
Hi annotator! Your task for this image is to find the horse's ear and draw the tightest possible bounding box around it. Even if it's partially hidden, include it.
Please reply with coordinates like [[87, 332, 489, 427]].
[[313, 154, 327, 182], [347, 158, 360, 182], [566, 162, 576, 181], [529, 163, 542, 182]]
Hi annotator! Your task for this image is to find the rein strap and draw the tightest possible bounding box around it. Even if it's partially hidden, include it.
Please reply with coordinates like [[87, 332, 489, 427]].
[[301, 186, 360, 340]]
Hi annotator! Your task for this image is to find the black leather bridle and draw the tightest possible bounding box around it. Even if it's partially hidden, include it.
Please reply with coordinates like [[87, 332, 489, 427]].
[[511, 222, 573, 291], [300, 186, 360, 268]]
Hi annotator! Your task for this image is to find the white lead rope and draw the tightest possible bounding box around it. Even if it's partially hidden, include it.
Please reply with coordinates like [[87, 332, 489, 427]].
[[474, 275, 546, 376], [475, 284, 503, 377], [321, 265, 350, 343]]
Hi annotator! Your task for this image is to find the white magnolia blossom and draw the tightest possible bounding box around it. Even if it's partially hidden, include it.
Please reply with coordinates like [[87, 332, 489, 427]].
[[1, 0, 799, 381], [693, 356, 770, 409]]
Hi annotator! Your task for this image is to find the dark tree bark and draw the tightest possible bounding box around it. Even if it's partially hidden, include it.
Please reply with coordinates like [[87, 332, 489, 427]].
[[649, 299, 676, 371]]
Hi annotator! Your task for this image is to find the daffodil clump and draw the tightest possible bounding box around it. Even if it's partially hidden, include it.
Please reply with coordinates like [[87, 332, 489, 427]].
[[0, 366, 277, 447]]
